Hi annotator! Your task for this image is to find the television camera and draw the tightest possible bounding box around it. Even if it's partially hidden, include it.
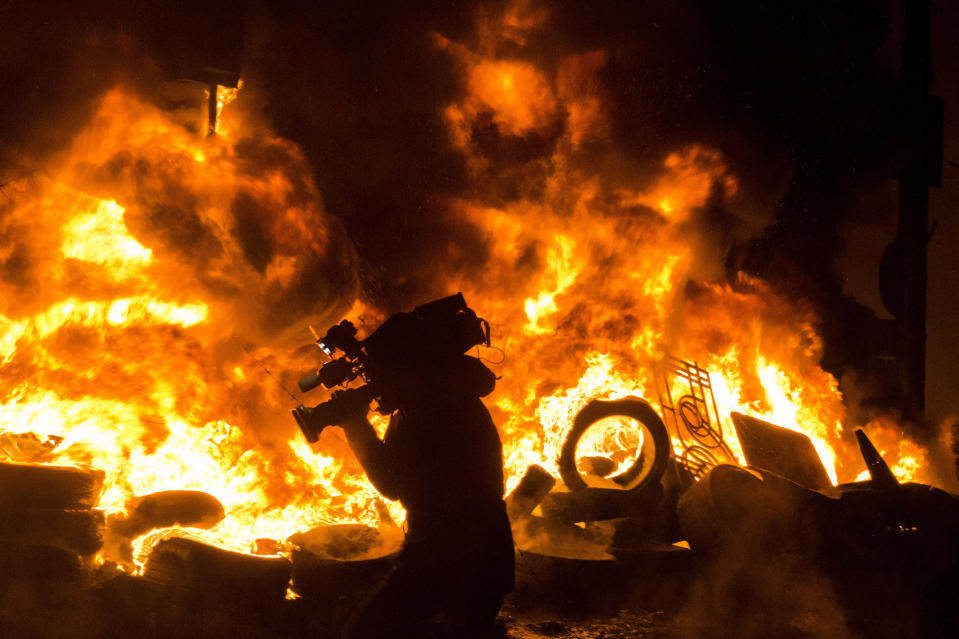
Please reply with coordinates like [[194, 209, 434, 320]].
[[292, 293, 491, 443]]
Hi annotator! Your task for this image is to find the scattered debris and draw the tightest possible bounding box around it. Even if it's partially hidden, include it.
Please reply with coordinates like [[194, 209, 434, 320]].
[[143, 536, 292, 602], [678, 427, 959, 637], [288, 524, 401, 633], [731, 411, 832, 489], [0, 462, 104, 510], [540, 486, 662, 525], [1, 376, 957, 638], [506, 464, 556, 520], [117, 490, 225, 539], [509, 396, 683, 562], [287, 523, 403, 561], [0, 508, 105, 556], [0, 462, 106, 568], [0, 432, 63, 463], [654, 357, 736, 479]]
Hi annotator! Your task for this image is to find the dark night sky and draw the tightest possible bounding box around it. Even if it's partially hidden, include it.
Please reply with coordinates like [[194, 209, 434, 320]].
[[1, 0, 957, 427]]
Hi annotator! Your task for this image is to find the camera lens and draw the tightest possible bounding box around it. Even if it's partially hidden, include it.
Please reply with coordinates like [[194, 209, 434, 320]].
[[298, 371, 323, 393]]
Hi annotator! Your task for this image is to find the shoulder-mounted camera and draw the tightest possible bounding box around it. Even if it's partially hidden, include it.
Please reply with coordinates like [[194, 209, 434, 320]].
[[292, 293, 491, 442]]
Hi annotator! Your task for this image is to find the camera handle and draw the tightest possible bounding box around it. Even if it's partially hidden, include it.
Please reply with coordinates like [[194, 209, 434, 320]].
[[292, 385, 377, 443]]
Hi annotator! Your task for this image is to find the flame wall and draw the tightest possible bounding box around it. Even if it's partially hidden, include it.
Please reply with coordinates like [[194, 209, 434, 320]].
[[0, 1, 936, 562]]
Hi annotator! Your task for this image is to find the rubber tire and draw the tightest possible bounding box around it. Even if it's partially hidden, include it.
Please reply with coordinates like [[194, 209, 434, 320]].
[[558, 397, 671, 493]]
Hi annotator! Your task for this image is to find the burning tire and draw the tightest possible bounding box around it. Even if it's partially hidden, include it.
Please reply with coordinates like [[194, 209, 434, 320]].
[[558, 397, 670, 493]]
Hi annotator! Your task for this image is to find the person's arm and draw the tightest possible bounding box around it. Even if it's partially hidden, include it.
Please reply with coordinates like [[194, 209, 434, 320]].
[[340, 412, 402, 500]]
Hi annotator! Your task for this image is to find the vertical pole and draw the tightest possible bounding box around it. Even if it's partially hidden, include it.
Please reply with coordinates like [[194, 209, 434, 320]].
[[897, 0, 937, 419], [898, 170, 928, 419]]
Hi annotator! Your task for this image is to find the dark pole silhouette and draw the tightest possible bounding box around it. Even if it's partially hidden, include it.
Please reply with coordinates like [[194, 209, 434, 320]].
[[891, 0, 943, 420]]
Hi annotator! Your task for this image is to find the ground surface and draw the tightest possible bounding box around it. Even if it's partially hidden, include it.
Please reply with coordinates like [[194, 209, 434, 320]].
[[495, 550, 686, 639], [501, 609, 675, 639]]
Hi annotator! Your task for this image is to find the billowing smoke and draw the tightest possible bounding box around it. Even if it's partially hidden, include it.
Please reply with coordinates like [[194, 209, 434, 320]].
[[1, 0, 943, 569], [248, 0, 893, 306], [1, 96, 358, 336], [2, 1, 898, 327]]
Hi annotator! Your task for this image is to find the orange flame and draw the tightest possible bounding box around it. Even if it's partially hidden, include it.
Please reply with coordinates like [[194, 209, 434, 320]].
[[0, 6, 931, 569]]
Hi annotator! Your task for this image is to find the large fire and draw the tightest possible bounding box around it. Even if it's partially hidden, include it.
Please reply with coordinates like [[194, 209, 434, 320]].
[[0, 11, 932, 568]]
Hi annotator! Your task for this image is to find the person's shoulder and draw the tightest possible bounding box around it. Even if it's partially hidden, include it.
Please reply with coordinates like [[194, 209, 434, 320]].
[[456, 355, 496, 397]]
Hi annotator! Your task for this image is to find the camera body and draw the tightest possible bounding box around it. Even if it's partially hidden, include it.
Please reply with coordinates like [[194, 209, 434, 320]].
[[293, 293, 490, 443]]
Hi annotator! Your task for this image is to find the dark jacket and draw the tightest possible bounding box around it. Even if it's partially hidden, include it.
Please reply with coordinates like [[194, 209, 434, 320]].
[[360, 356, 514, 595]]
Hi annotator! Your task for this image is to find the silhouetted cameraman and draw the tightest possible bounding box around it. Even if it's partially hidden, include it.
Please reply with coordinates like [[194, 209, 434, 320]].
[[338, 352, 514, 639]]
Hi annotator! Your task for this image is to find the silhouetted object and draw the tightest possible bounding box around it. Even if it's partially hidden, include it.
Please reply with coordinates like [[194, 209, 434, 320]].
[[558, 397, 670, 492], [288, 525, 402, 634], [342, 365, 512, 638], [678, 429, 959, 637], [878, 0, 943, 420], [655, 357, 735, 478], [136, 1, 245, 136], [0, 542, 83, 582], [0, 541, 88, 630], [678, 463, 812, 555], [143, 537, 291, 637], [731, 412, 832, 490], [302, 295, 512, 638], [293, 292, 490, 443], [207, 84, 219, 137], [505, 464, 556, 520], [291, 547, 397, 634], [0, 462, 106, 557], [144, 537, 291, 601], [114, 490, 225, 539], [512, 513, 613, 555], [0, 508, 104, 556], [541, 485, 664, 525], [853, 428, 899, 489], [0, 462, 104, 509]]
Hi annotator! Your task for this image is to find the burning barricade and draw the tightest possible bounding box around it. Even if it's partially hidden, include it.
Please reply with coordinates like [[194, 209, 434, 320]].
[[495, 358, 959, 636], [0, 23, 952, 633], [0, 346, 957, 637]]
